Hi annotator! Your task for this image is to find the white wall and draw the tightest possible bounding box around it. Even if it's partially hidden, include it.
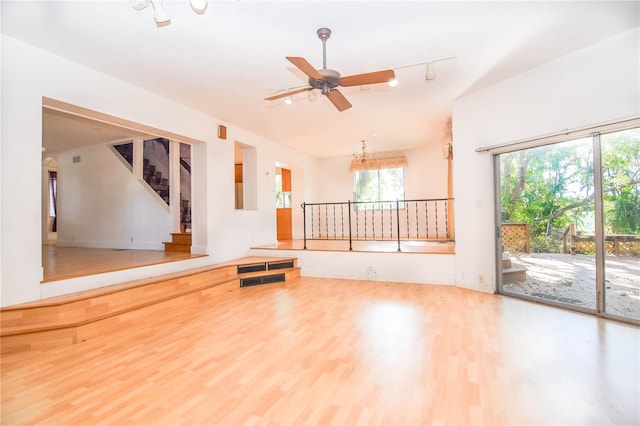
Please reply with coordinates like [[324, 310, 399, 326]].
[[250, 248, 456, 286], [316, 144, 448, 203], [56, 144, 172, 249], [452, 28, 640, 293], [0, 35, 319, 306]]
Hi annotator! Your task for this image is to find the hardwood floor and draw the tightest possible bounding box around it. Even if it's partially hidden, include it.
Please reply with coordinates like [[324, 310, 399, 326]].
[[1, 277, 638, 425], [42, 245, 206, 282], [257, 239, 455, 254]]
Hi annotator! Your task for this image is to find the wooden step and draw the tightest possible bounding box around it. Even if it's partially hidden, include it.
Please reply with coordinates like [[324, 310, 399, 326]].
[[163, 242, 191, 253], [164, 233, 192, 253], [503, 263, 527, 284], [1, 256, 299, 353], [502, 253, 512, 269], [171, 232, 192, 245]]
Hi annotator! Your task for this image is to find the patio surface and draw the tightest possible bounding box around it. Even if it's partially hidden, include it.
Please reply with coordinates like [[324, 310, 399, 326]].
[[504, 253, 640, 321]]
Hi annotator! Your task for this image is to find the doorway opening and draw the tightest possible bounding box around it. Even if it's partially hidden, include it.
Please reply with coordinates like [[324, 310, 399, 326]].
[[276, 167, 292, 241]]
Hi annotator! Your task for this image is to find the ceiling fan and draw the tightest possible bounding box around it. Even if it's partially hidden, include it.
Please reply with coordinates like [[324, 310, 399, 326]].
[[265, 28, 396, 112]]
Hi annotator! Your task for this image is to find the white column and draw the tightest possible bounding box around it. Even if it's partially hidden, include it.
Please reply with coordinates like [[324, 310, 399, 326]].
[[170, 140, 181, 233], [132, 138, 143, 180]]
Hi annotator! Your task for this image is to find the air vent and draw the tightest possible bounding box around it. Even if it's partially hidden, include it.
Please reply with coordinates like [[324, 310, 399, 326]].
[[268, 260, 294, 270], [237, 263, 266, 274], [240, 273, 285, 287]]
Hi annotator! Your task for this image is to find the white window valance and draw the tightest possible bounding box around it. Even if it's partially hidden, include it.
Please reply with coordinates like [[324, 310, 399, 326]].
[[349, 156, 408, 172]]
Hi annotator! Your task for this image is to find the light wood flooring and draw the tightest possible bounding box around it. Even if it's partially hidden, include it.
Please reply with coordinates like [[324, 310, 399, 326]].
[[2, 277, 638, 425], [42, 245, 206, 282]]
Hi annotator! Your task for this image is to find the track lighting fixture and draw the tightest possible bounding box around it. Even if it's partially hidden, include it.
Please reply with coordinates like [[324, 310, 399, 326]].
[[132, 0, 208, 26], [425, 62, 436, 81], [190, 0, 208, 14], [149, 0, 170, 24], [393, 56, 456, 82]]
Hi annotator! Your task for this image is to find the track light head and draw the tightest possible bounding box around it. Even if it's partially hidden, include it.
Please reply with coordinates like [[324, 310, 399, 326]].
[[425, 62, 436, 80], [190, 0, 208, 14], [149, 0, 170, 24]]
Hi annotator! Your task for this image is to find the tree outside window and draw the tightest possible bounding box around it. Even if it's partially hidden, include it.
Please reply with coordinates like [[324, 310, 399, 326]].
[[354, 167, 405, 209]]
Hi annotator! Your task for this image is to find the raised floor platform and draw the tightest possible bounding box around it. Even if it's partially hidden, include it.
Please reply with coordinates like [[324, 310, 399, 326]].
[[256, 239, 455, 254], [1, 256, 299, 353]]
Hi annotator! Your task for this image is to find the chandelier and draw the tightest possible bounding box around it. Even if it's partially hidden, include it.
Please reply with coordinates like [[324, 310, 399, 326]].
[[353, 140, 369, 164]]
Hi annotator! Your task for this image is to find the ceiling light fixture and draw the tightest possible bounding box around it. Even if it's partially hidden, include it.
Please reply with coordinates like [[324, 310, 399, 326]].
[[132, 0, 208, 26], [425, 62, 436, 81], [394, 56, 456, 81], [149, 0, 170, 24], [189, 0, 208, 14], [388, 78, 399, 87], [284, 96, 293, 105], [353, 140, 369, 164]]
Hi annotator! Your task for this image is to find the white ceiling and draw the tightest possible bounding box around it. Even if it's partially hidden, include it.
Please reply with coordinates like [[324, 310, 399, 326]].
[[3, 1, 638, 159]]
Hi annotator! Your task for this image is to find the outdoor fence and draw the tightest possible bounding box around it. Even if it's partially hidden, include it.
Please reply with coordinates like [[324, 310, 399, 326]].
[[301, 198, 454, 251], [501, 223, 531, 254], [561, 223, 640, 256]]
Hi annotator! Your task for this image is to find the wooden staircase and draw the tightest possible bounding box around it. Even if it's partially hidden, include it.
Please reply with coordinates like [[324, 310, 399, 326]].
[[0, 256, 300, 353], [163, 232, 191, 253], [502, 253, 527, 284]]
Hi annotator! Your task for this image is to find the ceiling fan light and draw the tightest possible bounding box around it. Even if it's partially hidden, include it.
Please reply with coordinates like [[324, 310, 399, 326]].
[[284, 96, 293, 105], [150, 0, 170, 24], [190, 0, 207, 14], [425, 62, 436, 80], [388, 78, 399, 88]]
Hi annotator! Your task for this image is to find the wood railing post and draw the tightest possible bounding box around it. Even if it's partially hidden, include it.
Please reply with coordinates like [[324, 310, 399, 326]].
[[570, 223, 576, 255]]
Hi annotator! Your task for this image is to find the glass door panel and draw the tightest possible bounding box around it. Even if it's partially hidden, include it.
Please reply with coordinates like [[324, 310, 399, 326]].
[[601, 128, 640, 321], [499, 137, 597, 312]]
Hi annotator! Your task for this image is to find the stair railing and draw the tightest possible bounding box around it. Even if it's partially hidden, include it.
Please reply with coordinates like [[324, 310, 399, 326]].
[[301, 198, 454, 252]]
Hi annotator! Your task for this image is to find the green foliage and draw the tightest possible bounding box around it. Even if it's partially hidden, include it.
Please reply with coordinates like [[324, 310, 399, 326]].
[[500, 128, 639, 252], [354, 168, 404, 209], [602, 129, 640, 234]]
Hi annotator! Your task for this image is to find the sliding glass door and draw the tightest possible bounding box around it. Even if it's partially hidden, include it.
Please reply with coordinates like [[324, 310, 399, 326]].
[[601, 128, 640, 321], [497, 126, 639, 323]]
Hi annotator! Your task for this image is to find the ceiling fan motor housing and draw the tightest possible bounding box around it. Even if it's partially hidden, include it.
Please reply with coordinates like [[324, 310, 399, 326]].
[[309, 68, 341, 95]]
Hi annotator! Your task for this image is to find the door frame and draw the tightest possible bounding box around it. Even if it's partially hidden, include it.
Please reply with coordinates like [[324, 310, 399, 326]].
[[491, 118, 640, 325]]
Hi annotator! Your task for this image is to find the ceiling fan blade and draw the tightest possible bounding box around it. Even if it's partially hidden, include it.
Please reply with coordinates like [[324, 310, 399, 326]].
[[339, 69, 395, 87], [264, 87, 312, 101], [326, 89, 352, 112], [286, 57, 323, 80]]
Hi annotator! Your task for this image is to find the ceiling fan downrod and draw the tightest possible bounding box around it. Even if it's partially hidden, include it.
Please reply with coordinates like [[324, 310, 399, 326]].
[[317, 27, 331, 70]]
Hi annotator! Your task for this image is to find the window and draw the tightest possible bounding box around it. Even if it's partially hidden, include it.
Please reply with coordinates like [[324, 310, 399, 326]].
[[354, 167, 405, 209], [275, 168, 292, 208]]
